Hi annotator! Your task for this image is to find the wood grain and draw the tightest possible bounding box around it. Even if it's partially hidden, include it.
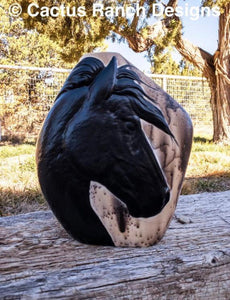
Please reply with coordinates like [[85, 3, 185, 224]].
[[0, 191, 230, 299]]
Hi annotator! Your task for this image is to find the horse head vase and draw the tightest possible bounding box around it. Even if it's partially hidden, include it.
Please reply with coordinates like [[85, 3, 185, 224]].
[[36, 52, 193, 247]]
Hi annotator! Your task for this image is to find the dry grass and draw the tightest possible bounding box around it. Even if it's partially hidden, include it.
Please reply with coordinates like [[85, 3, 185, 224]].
[[182, 137, 230, 194], [0, 137, 229, 216], [0, 143, 48, 216]]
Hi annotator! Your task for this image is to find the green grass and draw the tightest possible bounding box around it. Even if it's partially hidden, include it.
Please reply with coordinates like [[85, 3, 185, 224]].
[[182, 137, 230, 194], [0, 137, 229, 216], [186, 138, 230, 177], [0, 144, 35, 159], [0, 142, 47, 216]]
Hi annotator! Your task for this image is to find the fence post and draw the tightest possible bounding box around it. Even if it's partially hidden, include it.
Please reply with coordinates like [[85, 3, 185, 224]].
[[162, 76, 167, 92]]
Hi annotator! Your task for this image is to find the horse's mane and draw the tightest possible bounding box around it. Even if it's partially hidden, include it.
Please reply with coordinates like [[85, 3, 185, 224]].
[[114, 65, 174, 139], [56, 57, 104, 98], [57, 56, 174, 139]]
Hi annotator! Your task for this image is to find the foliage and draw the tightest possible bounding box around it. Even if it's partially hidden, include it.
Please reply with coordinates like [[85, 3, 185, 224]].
[[0, 0, 73, 142], [0, 68, 69, 142], [16, 0, 111, 62], [9, 0, 228, 73], [149, 47, 202, 75], [2, 0, 228, 67], [1, 0, 228, 65], [0, 1, 75, 68], [1, 0, 229, 142], [202, 0, 230, 10]]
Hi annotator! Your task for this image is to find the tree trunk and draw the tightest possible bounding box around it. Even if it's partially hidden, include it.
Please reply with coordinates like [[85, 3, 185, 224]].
[[211, 4, 230, 142], [118, 2, 230, 142], [175, 4, 230, 143], [209, 73, 230, 142], [0, 191, 230, 299]]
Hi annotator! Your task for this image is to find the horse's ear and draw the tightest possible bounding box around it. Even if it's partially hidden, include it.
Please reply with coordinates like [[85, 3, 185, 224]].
[[131, 97, 175, 139], [89, 56, 117, 104]]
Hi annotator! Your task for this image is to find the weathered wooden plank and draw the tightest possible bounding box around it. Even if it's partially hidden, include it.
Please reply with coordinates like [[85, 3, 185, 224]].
[[0, 191, 230, 299]]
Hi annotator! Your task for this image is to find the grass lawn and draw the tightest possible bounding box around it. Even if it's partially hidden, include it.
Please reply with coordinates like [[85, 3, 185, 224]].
[[0, 143, 48, 216], [182, 137, 230, 194], [0, 138, 230, 216]]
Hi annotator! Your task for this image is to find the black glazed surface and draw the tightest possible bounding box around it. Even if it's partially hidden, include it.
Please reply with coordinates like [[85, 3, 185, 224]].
[[36, 53, 193, 246]]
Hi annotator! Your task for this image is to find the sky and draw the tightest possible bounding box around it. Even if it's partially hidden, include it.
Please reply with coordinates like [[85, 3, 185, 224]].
[[106, 0, 219, 73]]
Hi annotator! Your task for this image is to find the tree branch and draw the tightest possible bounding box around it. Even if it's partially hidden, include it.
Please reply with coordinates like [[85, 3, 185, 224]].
[[167, 0, 179, 9], [114, 0, 216, 79], [118, 21, 214, 75], [130, 0, 145, 30], [175, 36, 215, 77], [215, 3, 230, 81]]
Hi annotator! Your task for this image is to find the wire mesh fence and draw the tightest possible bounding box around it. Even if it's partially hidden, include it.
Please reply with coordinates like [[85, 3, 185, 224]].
[[0, 65, 212, 142], [151, 74, 212, 136], [0, 65, 70, 141]]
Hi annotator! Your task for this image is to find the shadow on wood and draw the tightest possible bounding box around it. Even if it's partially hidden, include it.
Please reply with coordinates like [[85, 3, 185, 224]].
[[0, 191, 230, 299]]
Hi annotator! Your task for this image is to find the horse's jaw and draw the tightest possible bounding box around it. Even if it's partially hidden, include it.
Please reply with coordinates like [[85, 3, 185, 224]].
[[89, 181, 179, 247]]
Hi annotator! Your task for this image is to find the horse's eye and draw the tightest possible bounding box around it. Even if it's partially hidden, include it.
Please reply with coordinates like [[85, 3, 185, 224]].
[[125, 121, 136, 131]]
